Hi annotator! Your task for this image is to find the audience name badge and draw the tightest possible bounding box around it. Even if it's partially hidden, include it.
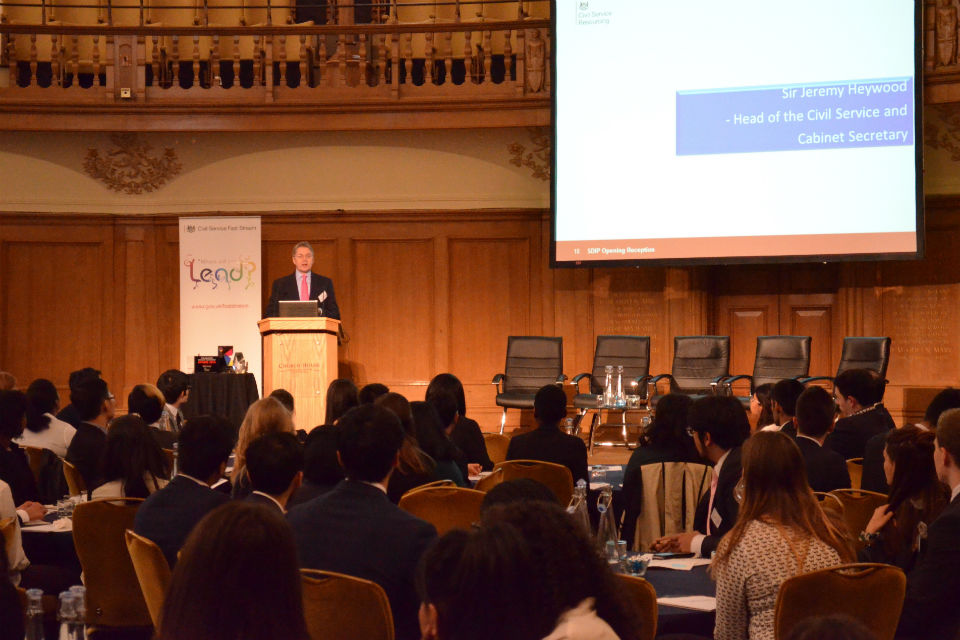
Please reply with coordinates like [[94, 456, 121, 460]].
[[711, 508, 722, 530]]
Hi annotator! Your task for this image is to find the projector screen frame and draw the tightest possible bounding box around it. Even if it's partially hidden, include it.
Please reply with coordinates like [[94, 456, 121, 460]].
[[549, 0, 926, 269]]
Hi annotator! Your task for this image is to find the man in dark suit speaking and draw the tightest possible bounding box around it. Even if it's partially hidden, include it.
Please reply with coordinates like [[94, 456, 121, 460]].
[[264, 241, 340, 319]]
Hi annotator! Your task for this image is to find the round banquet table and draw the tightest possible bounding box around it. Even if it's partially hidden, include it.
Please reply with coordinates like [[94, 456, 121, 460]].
[[20, 514, 82, 582], [182, 372, 259, 434], [643, 564, 715, 638]]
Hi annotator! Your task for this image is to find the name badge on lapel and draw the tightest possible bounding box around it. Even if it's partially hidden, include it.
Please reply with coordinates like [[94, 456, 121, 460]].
[[711, 508, 722, 530]]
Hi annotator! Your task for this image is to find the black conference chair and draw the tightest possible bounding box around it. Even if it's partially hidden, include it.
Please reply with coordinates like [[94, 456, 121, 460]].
[[647, 336, 729, 403], [800, 337, 891, 386], [571, 336, 651, 453], [722, 336, 811, 407], [492, 336, 565, 434]]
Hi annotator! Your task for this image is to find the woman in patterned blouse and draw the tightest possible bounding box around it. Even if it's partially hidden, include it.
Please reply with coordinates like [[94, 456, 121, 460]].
[[712, 431, 853, 640]]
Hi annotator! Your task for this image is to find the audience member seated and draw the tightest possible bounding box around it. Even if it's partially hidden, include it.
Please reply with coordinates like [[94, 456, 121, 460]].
[[0, 478, 29, 586], [243, 432, 303, 513], [0, 526, 24, 640], [288, 404, 438, 640], [55, 367, 100, 428], [652, 395, 750, 557], [858, 426, 948, 572], [15, 378, 75, 457], [324, 378, 359, 425], [825, 369, 895, 460], [156, 369, 190, 434], [232, 396, 295, 497], [128, 383, 176, 449], [0, 371, 15, 391], [377, 392, 437, 503], [158, 502, 309, 640], [621, 393, 700, 548], [411, 401, 466, 487], [766, 378, 806, 438], [793, 386, 851, 493], [269, 389, 297, 433], [359, 382, 390, 405], [896, 408, 960, 639], [785, 615, 878, 640], [426, 373, 493, 471], [425, 390, 476, 481], [90, 414, 169, 499], [712, 431, 852, 640], [287, 426, 343, 507], [862, 388, 960, 492], [479, 478, 558, 513], [0, 390, 40, 505], [481, 501, 642, 640], [750, 382, 776, 432], [64, 377, 116, 491], [133, 416, 234, 567], [505, 385, 589, 484]]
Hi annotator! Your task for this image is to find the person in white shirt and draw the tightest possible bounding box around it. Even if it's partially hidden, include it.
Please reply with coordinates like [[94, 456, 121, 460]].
[[0, 479, 29, 586], [15, 378, 75, 458]]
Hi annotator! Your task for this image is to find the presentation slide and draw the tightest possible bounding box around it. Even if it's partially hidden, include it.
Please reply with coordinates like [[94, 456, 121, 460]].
[[552, 0, 922, 265]]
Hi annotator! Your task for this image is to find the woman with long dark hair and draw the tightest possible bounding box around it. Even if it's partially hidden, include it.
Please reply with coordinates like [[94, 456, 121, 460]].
[[859, 425, 948, 570], [426, 373, 493, 471], [751, 382, 777, 432], [91, 414, 168, 499], [411, 401, 465, 487], [621, 393, 700, 548], [324, 378, 359, 425], [15, 378, 75, 458], [377, 392, 437, 502], [713, 431, 852, 640], [158, 502, 309, 640]]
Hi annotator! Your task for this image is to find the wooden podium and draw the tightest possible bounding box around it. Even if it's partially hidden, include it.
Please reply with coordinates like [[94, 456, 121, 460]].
[[258, 317, 340, 432]]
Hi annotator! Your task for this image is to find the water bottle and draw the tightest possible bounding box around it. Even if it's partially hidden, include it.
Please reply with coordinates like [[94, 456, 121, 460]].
[[566, 479, 591, 535], [596, 485, 619, 553], [58, 591, 74, 640], [69, 585, 86, 639], [603, 365, 615, 407], [171, 441, 179, 479], [615, 365, 626, 408], [25, 588, 45, 640]]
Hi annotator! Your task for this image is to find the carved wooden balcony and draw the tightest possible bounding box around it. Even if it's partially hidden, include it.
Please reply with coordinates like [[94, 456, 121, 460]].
[[0, 0, 551, 130]]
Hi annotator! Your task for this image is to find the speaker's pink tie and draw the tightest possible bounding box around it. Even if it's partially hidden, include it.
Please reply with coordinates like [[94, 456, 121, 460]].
[[300, 274, 308, 301]]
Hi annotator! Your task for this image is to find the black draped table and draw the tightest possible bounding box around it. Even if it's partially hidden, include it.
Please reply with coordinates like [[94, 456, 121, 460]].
[[182, 372, 259, 433], [644, 564, 715, 638]]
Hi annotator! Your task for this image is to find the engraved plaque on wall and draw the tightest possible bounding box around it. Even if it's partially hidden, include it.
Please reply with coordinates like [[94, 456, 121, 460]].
[[593, 271, 665, 370], [883, 285, 960, 385]]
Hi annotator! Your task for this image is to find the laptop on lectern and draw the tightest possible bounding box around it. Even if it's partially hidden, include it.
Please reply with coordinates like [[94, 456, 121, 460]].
[[278, 301, 319, 317]]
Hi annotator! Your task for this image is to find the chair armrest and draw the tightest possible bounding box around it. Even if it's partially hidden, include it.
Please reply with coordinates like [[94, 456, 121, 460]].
[[555, 374, 567, 385], [571, 373, 592, 393], [647, 374, 673, 384], [492, 373, 504, 395], [723, 374, 752, 386], [632, 374, 651, 386], [799, 376, 833, 385]]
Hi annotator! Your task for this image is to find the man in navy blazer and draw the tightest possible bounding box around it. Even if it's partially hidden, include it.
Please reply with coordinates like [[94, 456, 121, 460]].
[[264, 241, 340, 319], [897, 408, 960, 639], [287, 405, 437, 640], [133, 416, 234, 567], [793, 386, 851, 493]]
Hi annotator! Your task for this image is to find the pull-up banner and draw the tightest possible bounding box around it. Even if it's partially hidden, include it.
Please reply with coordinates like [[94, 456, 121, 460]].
[[179, 216, 262, 391]]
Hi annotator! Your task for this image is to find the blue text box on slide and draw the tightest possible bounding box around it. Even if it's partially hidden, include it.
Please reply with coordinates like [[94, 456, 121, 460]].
[[676, 77, 914, 156]]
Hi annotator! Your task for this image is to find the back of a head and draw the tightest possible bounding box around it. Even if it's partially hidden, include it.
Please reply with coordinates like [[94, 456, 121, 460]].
[[835, 368, 883, 406], [795, 386, 835, 438], [102, 414, 166, 497], [359, 383, 390, 405], [410, 401, 453, 462], [924, 388, 960, 426], [886, 425, 941, 511], [128, 384, 164, 425], [324, 378, 359, 425], [784, 615, 878, 640], [159, 502, 308, 640], [24, 378, 58, 433], [426, 373, 468, 417], [68, 367, 101, 392], [533, 384, 567, 426], [688, 395, 750, 451], [236, 397, 294, 479], [741, 431, 810, 504], [426, 389, 459, 430], [302, 426, 344, 486], [245, 431, 304, 495], [376, 392, 414, 436], [937, 408, 960, 465], [70, 377, 109, 422], [480, 501, 641, 640], [337, 404, 404, 483], [178, 416, 235, 481], [644, 393, 693, 450], [771, 379, 806, 417], [0, 389, 27, 440], [416, 524, 553, 640], [268, 389, 295, 414], [480, 478, 559, 514], [156, 369, 190, 405]]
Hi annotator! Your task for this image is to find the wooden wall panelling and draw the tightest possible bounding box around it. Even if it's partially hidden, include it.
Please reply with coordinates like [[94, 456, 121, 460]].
[[551, 267, 594, 394], [157, 223, 181, 380], [778, 293, 838, 381]]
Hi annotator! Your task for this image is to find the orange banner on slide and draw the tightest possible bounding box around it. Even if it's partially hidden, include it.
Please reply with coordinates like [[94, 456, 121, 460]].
[[555, 231, 916, 262]]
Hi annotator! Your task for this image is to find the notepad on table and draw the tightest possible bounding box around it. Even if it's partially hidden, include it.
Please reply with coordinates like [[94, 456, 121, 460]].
[[656, 596, 716, 611]]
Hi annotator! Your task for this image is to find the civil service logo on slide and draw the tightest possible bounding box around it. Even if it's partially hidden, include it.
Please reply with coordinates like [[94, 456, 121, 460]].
[[184, 255, 258, 290]]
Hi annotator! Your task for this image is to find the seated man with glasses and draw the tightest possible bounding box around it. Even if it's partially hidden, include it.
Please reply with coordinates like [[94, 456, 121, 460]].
[[652, 395, 750, 557], [65, 377, 116, 491]]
